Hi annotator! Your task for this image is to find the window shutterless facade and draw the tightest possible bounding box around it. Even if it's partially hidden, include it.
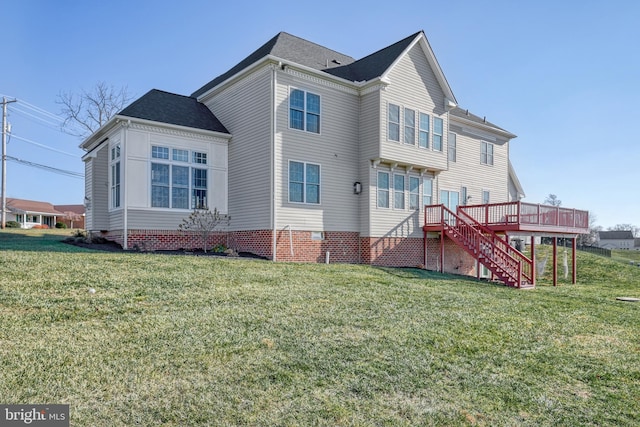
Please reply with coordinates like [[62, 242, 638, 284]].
[[404, 108, 415, 145], [448, 132, 457, 162], [483, 190, 490, 204], [481, 141, 494, 165], [423, 177, 433, 206], [394, 174, 405, 209], [419, 113, 429, 148], [289, 88, 320, 133], [377, 171, 390, 208], [433, 117, 443, 151], [289, 161, 320, 204], [388, 103, 400, 141], [409, 176, 420, 210], [151, 145, 208, 209], [110, 143, 121, 209]]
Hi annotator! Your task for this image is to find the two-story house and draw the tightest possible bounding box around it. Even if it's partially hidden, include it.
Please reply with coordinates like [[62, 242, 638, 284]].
[[81, 30, 588, 286]]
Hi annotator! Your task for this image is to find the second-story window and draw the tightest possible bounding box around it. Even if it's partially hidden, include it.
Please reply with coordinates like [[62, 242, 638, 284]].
[[419, 113, 430, 148], [481, 141, 494, 165], [433, 117, 443, 151], [388, 104, 400, 141], [404, 108, 415, 145], [290, 89, 320, 133], [448, 132, 457, 162]]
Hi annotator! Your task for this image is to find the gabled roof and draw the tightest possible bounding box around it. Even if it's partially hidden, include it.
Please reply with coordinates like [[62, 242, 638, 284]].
[[599, 230, 634, 240], [325, 32, 420, 82], [192, 32, 356, 98], [54, 205, 85, 215], [7, 198, 63, 215], [119, 89, 229, 134]]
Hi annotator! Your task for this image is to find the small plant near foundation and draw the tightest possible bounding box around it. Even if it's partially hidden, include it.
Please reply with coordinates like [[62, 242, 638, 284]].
[[178, 207, 230, 253], [212, 244, 227, 253]]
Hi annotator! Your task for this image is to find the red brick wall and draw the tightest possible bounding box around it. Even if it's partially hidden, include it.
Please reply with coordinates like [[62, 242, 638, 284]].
[[228, 230, 273, 259], [275, 231, 360, 263], [360, 236, 425, 267], [425, 237, 478, 276], [100, 229, 226, 252]]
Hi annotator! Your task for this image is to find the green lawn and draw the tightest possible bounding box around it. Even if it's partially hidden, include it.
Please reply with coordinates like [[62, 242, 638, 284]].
[[1, 230, 638, 426]]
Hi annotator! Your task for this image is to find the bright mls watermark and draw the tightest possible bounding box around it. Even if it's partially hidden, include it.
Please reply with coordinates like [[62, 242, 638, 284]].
[[0, 405, 69, 426]]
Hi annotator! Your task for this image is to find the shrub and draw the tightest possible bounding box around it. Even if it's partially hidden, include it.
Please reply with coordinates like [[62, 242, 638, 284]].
[[5, 221, 20, 228], [71, 230, 87, 238], [178, 208, 230, 253], [32, 224, 49, 229], [55, 222, 68, 229]]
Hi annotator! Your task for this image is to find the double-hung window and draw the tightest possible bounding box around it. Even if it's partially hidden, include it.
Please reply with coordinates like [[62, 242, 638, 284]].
[[110, 144, 121, 209], [394, 174, 405, 209], [151, 146, 208, 209], [290, 89, 320, 133], [448, 132, 457, 162], [482, 190, 490, 205], [289, 161, 320, 204], [388, 104, 400, 141], [481, 141, 494, 165], [419, 113, 430, 148], [433, 117, 443, 151], [377, 171, 390, 208], [409, 176, 420, 210], [404, 108, 415, 145], [423, 177, 433, 206]]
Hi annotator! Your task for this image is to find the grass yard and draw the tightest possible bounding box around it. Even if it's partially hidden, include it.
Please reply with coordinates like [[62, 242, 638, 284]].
[[0, 230, 638, 426]]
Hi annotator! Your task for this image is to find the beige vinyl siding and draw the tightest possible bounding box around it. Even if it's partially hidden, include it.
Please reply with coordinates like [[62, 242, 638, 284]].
[[367, 165, 423, 238], [358, 89, 381, 236], [110, 209, 123, 230], [442, 123, 510, 205], [379, 44, 448, 170], [275, 72, 360, 232], [90, 146, 109, 231], [203, 66, 272, 231]]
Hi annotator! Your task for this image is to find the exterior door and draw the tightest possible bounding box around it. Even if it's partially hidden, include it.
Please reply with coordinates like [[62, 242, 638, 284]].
[[441, 190, 459, 223]]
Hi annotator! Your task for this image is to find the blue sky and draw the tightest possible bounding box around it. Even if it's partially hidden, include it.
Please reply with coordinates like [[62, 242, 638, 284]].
[[2, 0, 638, 229]]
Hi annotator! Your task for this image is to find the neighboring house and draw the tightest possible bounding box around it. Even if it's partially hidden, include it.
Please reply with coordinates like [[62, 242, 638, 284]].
[[635, 238, 640, 251], [597, 231, 635, 250], [54, 204, 86, 229], [81, 30, 588, 285], [6, 198, 63, 228]]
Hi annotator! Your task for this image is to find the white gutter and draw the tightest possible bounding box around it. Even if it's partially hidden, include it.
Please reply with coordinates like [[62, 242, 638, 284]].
[[122, 120, 130, 249], [271, 63, 278, 261]]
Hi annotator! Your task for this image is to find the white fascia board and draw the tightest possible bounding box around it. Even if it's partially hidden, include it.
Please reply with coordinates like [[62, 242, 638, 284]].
[[123, 116, 232, 141], [79, 116, 119, 151], [450, 114, 517, 140], [508, 161, 526, 198]]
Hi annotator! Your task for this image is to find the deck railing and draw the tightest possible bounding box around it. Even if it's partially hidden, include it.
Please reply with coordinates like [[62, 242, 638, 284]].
[[458, 202, 589, 231]]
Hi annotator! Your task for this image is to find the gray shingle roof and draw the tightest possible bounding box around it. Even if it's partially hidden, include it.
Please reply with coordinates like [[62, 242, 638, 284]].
[[191, 32, 356, 98], [119, 89, 229, 134], [599, 230, 634, 240]]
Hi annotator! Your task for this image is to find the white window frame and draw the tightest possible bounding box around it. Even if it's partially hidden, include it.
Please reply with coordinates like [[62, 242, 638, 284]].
[[388, 103, 400, 142], [404, 108, 415, 145], [423, 177, 433, 206], [289, 88, 321, 134], [448, 132, 457, 162], [150, 145, 208, 210], [288, 160, 321, 204], [377, 171, 390, 208], [409, 176, 420, 210], [393, 174, 405, 210], [482, 190, 490, 205], [110, 143, 121, 210], [433, 117, 443, 151], [481, 141, 494, 165], [419, 113, 430, 149]]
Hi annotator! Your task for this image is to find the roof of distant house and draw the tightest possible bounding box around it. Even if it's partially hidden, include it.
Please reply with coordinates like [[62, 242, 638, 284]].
[[119, 89, 229, 134], [6, 198, 63, 215], [599, 230, 634, 240], [54, 204, 85, 215]]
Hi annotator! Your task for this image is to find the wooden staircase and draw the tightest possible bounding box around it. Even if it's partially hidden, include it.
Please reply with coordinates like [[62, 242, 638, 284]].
[[436, 206, 534, 288]]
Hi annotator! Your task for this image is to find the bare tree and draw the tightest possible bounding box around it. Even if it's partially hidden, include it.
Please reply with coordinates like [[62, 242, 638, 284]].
[[543, 194, 562, 207], [577, 211, 601, 246], [57, 82, 133, 138], [178, 208, 230, 253]]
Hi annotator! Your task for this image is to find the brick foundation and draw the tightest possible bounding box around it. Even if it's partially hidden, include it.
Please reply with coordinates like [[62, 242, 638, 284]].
[[425, 237, 478, 276], [275, 230, 360, 263], [228, 230, 273, 259], [360, 236, 424, 267]]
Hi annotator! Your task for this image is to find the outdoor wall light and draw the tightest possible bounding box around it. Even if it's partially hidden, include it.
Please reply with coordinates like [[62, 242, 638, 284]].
[[353, 182, 362, 195]]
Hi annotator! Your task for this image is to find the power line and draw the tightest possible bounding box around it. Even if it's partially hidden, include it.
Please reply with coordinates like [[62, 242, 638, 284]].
[[9, 134, 79, 157], [6, 155, 84, 179]]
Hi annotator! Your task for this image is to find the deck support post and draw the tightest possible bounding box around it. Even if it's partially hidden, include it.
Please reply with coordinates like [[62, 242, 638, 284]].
[[572, 237, 577, 284], [553, 237, 558, 287], [530, 236, 536, 286], [440, 231, 444, 273]]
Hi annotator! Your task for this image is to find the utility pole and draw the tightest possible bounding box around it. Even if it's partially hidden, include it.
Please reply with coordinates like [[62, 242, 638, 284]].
[[1, 97, 17, 229]]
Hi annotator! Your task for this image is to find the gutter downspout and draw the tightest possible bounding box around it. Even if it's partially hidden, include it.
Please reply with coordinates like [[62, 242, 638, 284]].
[[271, 63, 279, 261]]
